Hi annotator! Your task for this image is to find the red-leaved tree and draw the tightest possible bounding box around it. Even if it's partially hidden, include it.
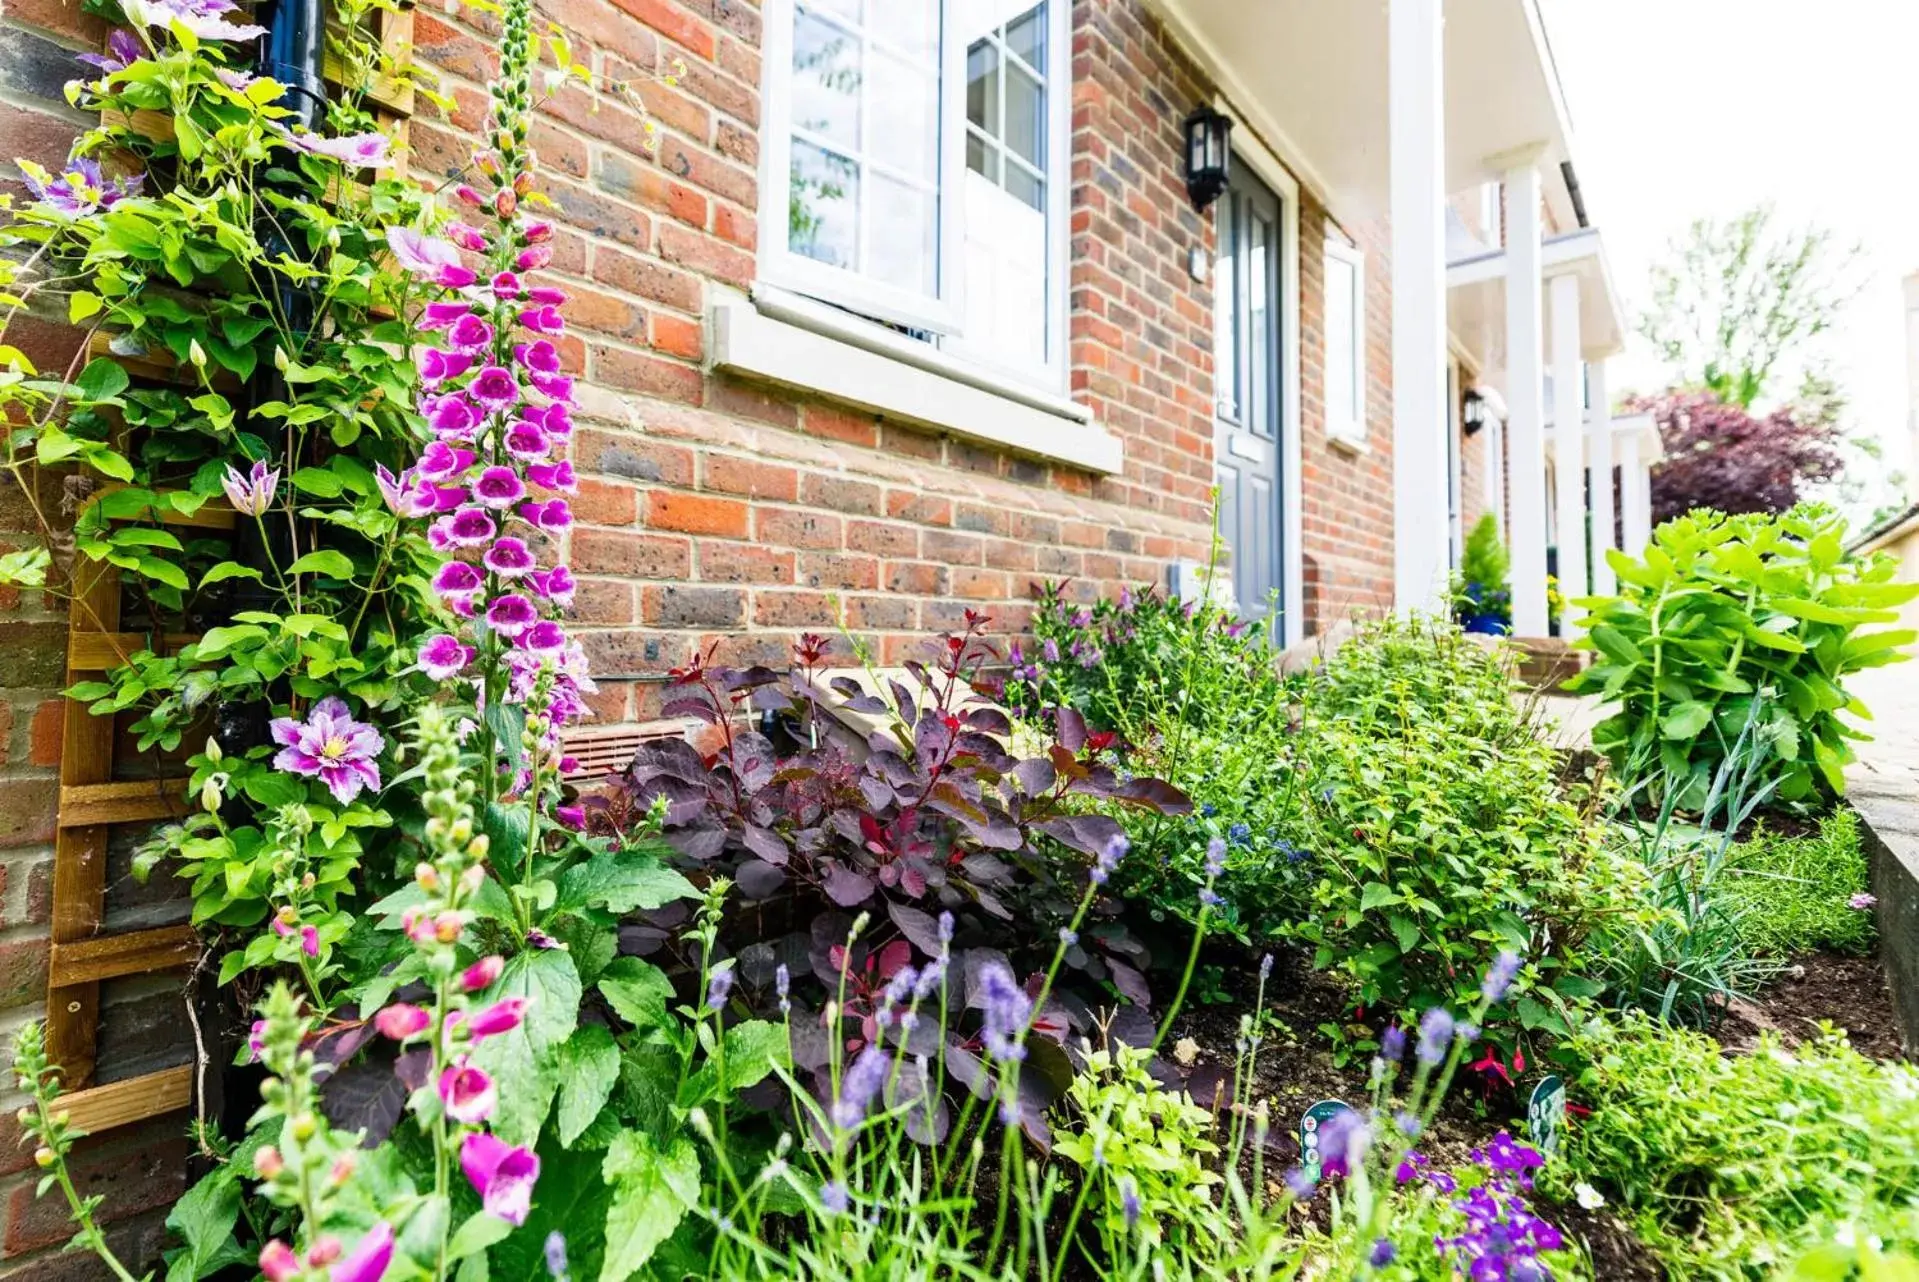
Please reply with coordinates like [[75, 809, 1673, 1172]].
[[1634, 389, 1845, 525]]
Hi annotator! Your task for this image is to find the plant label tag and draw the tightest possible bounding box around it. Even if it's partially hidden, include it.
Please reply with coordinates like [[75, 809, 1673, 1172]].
[[1298, 1098, 1353, 1182], [1527, 1074, 1567, 1157]]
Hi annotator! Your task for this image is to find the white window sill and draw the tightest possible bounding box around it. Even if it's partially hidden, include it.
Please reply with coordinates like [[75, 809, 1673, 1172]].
[[708, 288, 1124, 476], [1326, 430, 1371, 458]]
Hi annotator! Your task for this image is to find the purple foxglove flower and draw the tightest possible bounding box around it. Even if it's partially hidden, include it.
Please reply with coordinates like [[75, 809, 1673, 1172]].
[[269, 695, 383, 804], [529, 372, 574, 403], [329, 1222, 394, 1282], [447, 222, 488, 252], [385, 226, 464, 279], [832, 1045, 889, 1129], [516, 243, 553, 271], [977, 962, 1031, 1063], [514, 339, 563, 375], [426, 395, 480, 439], [439, 507, 498, 547], [518, 498, 571, 532], [300, 925, 320, 958], [465, 997, 528, 1039], [417, 633, 475, 681], [527, 284, 566, 304], [374, 1003, 431, 1040], [524, 220, 554, 243], [420, 301, 474, 330], [526, 459, 577, 493], [529, 565, 576, 608], [19, 153, 143, 217], [486, 594, 538, 638], [1415, 1007, 1454, 1066], [247, 1018, 267, 1061], [448, 312, 494, 353], [220, 459, 279, 517], [460, 1131, 540, 1225], [463, 955, 504, 991], [473, 467, 527, 509], [1481, 951, 1523, 1004], [439, 1058, 496, 1123], [432, 561, 484, 613], [521, 620, 568, 654], [77, 28, 143, 74], [122, 0, 265, 40], [277, 126, 390, 168], [519, 304, 565, 335], [469, 366, 520, 412], [414, 441, 475, 483], [504, 421, 550, 460], [417, 349, 473, 388], [490, 271, 523, 300], [483, 536, 537, 578]]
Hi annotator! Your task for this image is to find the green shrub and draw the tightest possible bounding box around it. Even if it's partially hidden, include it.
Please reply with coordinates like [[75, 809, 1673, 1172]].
[[1556, 1012, 1919, 1280], [1568, 504, 1919, 807], [1724, 808, 1874, 958], [1452, 513, 1514, 630]]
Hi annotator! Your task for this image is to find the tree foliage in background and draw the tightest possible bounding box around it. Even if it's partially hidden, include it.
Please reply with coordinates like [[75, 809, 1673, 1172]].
[[1636, 389, 1845, 525], [1639, 205, 1863, 410]]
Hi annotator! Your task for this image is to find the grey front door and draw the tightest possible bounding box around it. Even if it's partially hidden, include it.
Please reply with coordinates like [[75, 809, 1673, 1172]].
[[1212, 163, 1284, 623]]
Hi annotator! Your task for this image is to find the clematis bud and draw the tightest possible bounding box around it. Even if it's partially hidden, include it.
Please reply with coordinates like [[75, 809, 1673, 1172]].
[[188, 339, 207, 367], [204, 736, 223, 764], [199, 778, 222, 813]]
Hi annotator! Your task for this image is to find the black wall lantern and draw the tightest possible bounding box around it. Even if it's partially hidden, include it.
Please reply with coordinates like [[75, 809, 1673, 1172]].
[[1462, 388, 1489, 436], [1183, 104, 1232, 210]]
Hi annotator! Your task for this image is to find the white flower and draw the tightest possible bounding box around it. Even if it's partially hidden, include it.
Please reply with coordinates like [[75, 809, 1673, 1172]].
[[1574, 1181, 1606, 1210]]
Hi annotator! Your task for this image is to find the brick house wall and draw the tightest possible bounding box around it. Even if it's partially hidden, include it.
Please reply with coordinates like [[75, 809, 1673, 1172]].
[[0, 0, 1402, 1265]]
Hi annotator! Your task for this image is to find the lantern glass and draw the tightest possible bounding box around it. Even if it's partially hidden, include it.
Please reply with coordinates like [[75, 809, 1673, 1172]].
[[1183, 106, 1231, 209]]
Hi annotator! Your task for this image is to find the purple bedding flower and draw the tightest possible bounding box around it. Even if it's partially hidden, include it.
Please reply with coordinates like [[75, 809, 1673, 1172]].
[[977, 962, 1031, 1063], [269, 695, 383, 804]]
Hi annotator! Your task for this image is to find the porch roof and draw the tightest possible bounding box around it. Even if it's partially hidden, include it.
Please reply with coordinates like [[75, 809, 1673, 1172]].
[[1146, 0, 1579, 226], [1446, 226, 1631, 375]]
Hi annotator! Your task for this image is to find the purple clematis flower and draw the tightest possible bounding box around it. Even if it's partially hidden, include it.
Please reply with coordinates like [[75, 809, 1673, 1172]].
[[221, 459, 279, 517], [77, 28, 143, 75], [375, 464, 436, 519], [385, 226, 472, 287], [417, 633, 475, 680], [19, 153, 142, 217], [122, 0, 265, 40], [269, 696, 384, 804], [277, 126, 391, 168], [461, 1132, 540, 1225]]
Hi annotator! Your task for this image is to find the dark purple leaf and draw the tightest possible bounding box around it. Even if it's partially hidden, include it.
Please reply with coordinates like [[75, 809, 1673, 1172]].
[[666, 821, 728, 861], [660, 696, 721, 725], [1111, 777, 1192, 813], [1011, 758, 1056, 797], [741, 824, 789, 866], [1106, 957, 1151, 1008], [960, 853, 1014, 887], [736, 859, 787, 899], [822, 863, 876, 907], [320, 1054, 411, 1147], [1055, 706, 1088, 752]]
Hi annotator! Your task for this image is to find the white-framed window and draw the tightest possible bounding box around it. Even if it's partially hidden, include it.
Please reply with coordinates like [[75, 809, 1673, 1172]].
[[758, 0, 1069, 390], [1322, 237, 1367, 444]]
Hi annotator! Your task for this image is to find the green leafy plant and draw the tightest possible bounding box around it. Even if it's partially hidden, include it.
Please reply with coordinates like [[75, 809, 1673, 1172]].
[[1452, 513, 1513, 633], [1568, 505, 1919, 806], [1723, 808, 1875, 959], [1556, 1011, 1919, 1280]]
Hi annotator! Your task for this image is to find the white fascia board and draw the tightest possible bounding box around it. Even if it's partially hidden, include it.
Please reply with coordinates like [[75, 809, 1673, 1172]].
[[709, 296, 1125, 476]]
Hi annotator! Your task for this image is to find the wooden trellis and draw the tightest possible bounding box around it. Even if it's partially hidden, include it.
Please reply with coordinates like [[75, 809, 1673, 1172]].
[[45, 6, 417, 1133]]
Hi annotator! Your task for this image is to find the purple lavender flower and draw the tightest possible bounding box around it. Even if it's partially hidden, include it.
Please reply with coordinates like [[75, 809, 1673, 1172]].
[[1090, 833, 1129, 887], [269, 696, 383, 804], [832, 1045, 889, 1129], [938, 911, 955, 944], [1204, 835, 1227, 878], [1259, 953, 1274, 981], [1415, 1008, 1454, 1066], [1041, 638, 1060, 663], [1119, 1178, 1140, 1229], [1472, 1131, 1546, 1183], [1481, 950, 1524, 1004], [1317, 1109, 1369, 1180], [543, 1231, 568, 1280], [774, 963, 790, 1015], [977, 962, 1031, 1063], [1058, 927, 1077, 947], [1367, 1238, 1397, 1268], [1380, 1025, 1406, 1063], [820, 1181, 849, 1216], [1284, 1167, 1315, 1198], [705, 968, 734, 1011]]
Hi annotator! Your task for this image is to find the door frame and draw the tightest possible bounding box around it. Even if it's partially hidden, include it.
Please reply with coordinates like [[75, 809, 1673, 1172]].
[[1212, 98, 1303, 646]]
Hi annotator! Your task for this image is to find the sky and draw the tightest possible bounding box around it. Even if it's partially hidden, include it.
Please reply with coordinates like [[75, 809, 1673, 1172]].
[[1538, 0, 1919, 516]]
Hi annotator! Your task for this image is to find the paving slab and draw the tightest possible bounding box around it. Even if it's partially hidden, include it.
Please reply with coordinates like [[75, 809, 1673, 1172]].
[[1847, 665, 1919, 1052]]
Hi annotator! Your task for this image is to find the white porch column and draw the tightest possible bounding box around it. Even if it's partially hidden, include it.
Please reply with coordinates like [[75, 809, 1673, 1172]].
[[1587, 360, 1618, 596], [1549, 272, 1586, 623], [1486, 411, 1507, 530], [1388, 0, 1450, 613], [1503, 158, 1549, 636], [1619, 429, 1652, 557]]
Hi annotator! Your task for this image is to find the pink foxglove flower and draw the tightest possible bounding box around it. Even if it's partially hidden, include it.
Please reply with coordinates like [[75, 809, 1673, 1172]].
[[520, 620, 567, 655], [221, 459, 280, 517], [374, 1003, 432, 1040], [432, 561, 485, 611], [512, 339, 563, 376], [418, 349, 473, 387], [529, 565, 576, 608], [526, 285, 566, 305], [415, 441, 476, 482], [503, 421, 549, 460], [269, 695, 384, 804], [330, 1222, 394, 1282], [445, 221, 487, 251], [465, 997, 528, 1039], [448, 313, 495, 352], [460, 1132, 540, 1226], [417, 633, 476, 680], [519, 304, 564, 335], [438, 1058, 497, 1123], [485, 594, 538, 638], [489, 271, 523, 300], [472, 466, 526, 509], [462, 955, 504, 991], [426, 395, 481, 439], [259, 1241, 300, 1282], [483, 537, 537, 578], [515, 243, 552, 272], [518, 498, 572, 532], [527, 459, 578, 493], [440, 508, 499, 547], [469, 366, 520, 412], [421, 301, 475, 329], [300, 925, 320, 958]]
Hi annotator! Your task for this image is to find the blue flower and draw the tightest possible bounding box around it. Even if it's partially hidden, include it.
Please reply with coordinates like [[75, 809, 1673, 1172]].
[[1227, 822, 1252, 847]]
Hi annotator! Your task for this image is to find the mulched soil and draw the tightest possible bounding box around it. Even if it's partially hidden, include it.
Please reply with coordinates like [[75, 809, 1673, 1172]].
[[1720, 950, 1908, 1060]]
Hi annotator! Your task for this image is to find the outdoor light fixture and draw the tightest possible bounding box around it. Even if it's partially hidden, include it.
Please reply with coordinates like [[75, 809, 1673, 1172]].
[[1462, 388, 1489, 436], [1183, 104, 1232, 209]]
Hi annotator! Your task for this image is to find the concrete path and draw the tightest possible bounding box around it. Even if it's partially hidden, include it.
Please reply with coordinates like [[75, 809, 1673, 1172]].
[[1845, 665, 1919, 1048]]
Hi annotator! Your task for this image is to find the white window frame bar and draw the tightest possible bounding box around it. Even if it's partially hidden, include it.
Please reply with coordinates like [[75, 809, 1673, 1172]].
[[1323, 235, 1369, 446], [758, 0, 968, 336]]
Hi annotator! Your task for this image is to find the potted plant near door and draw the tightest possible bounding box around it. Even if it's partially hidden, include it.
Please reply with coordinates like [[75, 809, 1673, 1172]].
[[1453, 514, 1513, 635]]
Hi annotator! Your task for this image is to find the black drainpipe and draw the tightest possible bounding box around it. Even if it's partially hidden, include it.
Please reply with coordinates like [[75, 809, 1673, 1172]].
[[200, 0, 330, 1150]]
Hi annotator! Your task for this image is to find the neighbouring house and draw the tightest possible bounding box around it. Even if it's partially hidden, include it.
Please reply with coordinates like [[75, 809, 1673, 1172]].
[[0, 0, 1667, 1267], [1847, 271, 1919, 633]]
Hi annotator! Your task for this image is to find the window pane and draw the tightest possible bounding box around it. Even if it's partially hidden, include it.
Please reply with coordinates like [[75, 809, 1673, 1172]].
[[809, 0, 860, 21], [966, 130, 994, 179], [1325, 254, 1358, 428], [1248, 210, 1271, 435], [1005, 5, 1043, 71], [1003, 63, 1042, 166], [789, 140, 858, 270], [961, 171, 1047, 367], [870, 50, 938, 181], [879, 0, 939, 63], [1214, 194, 1239, 421], [868, 173, 937, 294], [968, 41, 1000, 133], [1004, 161, 1041, 210], [792, 8, 861, 151]]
